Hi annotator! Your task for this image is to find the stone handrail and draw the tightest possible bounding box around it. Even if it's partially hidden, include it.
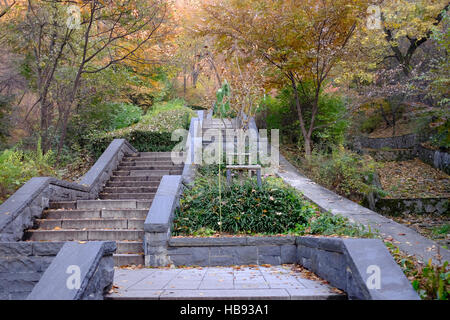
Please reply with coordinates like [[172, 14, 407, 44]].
[[0, 139, 136, 241], [27, 241, 116, 300]]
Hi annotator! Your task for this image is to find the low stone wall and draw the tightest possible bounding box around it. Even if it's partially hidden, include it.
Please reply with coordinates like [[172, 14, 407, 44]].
[[374, 197, 449, 216], [0, 139, 136, 241], [416, 145, 450, 174], [167, 236, 296, 266], [27, 241, 116, 300], [296, 237, 419, 300], [0, 241, 115, 300], [365, 148, 416, 161], [161, 235, 419, 300], [357, 133, 424, 150]]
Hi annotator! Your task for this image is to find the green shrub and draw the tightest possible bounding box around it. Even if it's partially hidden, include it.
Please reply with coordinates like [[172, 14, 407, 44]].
[[173, 172, 369, 237], [108, 102, 143, 129], [89, 101, 195, 157], [0, 140, 56, 203], [284, 145, 381, 202], [256, 85, 349, 149], [89, 131, 180, 158]]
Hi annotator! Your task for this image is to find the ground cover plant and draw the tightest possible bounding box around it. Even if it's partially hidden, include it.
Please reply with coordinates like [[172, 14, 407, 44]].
[[282, 145, 383, 203], [173, 165, 371, 237]]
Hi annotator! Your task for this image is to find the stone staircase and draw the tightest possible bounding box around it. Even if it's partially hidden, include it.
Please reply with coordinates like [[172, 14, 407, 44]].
[[24, 152, 183, 266]]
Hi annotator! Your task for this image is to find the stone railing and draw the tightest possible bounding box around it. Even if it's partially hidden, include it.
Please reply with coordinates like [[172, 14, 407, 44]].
[[0, 139, 136, 241], [27, 241, 115, 300], [0, 241, 115, 300], [144, 175, 183, 267]]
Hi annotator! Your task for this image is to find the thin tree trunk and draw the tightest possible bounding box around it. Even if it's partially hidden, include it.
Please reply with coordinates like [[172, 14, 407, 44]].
[[289, 75, 311, 156]]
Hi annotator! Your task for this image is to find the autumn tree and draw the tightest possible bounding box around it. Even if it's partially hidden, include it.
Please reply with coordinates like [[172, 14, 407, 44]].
[[200, 0, 369, 156], [338, 0, 449, 136], [3, 0, 170, 153]]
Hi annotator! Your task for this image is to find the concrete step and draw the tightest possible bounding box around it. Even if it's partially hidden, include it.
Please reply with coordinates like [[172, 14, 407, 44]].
[[49, 201, 76, 209], [113, 170, 183, 177], [123, 156, 174, 162], [35, 219, 145, 230], [99, 193, 155, 200], [27, 229, 144, 241], [114, 253, 144, 267], [116, 241, 144, 254], [109, 176, 162, 182], [44, 209, 101, 219], [44, 209, 148, 219], [117, 165, 183, 171], [113, 170, 172, 177], [103, 187, 158, 194], [120, 161, 182, 167], [77, 200, 152, 210], [137, 152, 184, 157], [102, 209, 148, 219], [106, 181, 160, 188]]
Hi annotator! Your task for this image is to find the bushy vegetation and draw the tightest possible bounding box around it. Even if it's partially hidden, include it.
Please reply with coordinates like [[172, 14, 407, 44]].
[[173, 167, 370, 237], [283, 145, 382, 202], [257, 85, 349, 150], [0, 140, 57, 204], [88, 99, 195, 157]]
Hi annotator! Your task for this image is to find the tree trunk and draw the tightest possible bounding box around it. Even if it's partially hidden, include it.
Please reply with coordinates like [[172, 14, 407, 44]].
[[290, 75, 312, 157]]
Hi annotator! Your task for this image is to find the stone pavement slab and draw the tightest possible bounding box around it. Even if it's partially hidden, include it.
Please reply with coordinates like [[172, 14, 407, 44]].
[[106, 265, 345, 300]]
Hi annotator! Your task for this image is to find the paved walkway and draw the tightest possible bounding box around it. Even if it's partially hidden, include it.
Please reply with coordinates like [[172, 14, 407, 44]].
[[277, 154, 450, 264], [106, 265, 345, 300]]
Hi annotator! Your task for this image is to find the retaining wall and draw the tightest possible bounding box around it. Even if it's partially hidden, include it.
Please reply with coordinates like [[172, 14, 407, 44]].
[[159, 235, 419, 300], [416, 145, 450, 174], [374, 197, 449, 216], [356, 133, 425, 150]]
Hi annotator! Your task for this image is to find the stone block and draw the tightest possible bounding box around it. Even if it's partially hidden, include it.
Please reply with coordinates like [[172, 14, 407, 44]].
[[281, 245, 297, 264], [0, 242, 32, 257]]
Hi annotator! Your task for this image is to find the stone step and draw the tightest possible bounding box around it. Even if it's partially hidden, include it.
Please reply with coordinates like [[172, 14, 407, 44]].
[[77, 200, 152, 210], [44, 209, 148, 219], [44, 209, 101, 219], [27, 229, 144, 241], [113, 170, 183, 177], [118, 165, 183, 171], [114, 253, 144, 267], [102, 209, 148, 219], [120, 161, 182, 167], [99, 193, 155, 200], [109, 176, 162, 182], [34, 219, 145, 230], [123, 156, 174, 162], [113, 170, 172, 177], [49, 201, 76, 210], [106, 181, 160, 188], [103, 186, 158, 194], [116, 241, 143, 254], [137, 152, 184, 157]]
